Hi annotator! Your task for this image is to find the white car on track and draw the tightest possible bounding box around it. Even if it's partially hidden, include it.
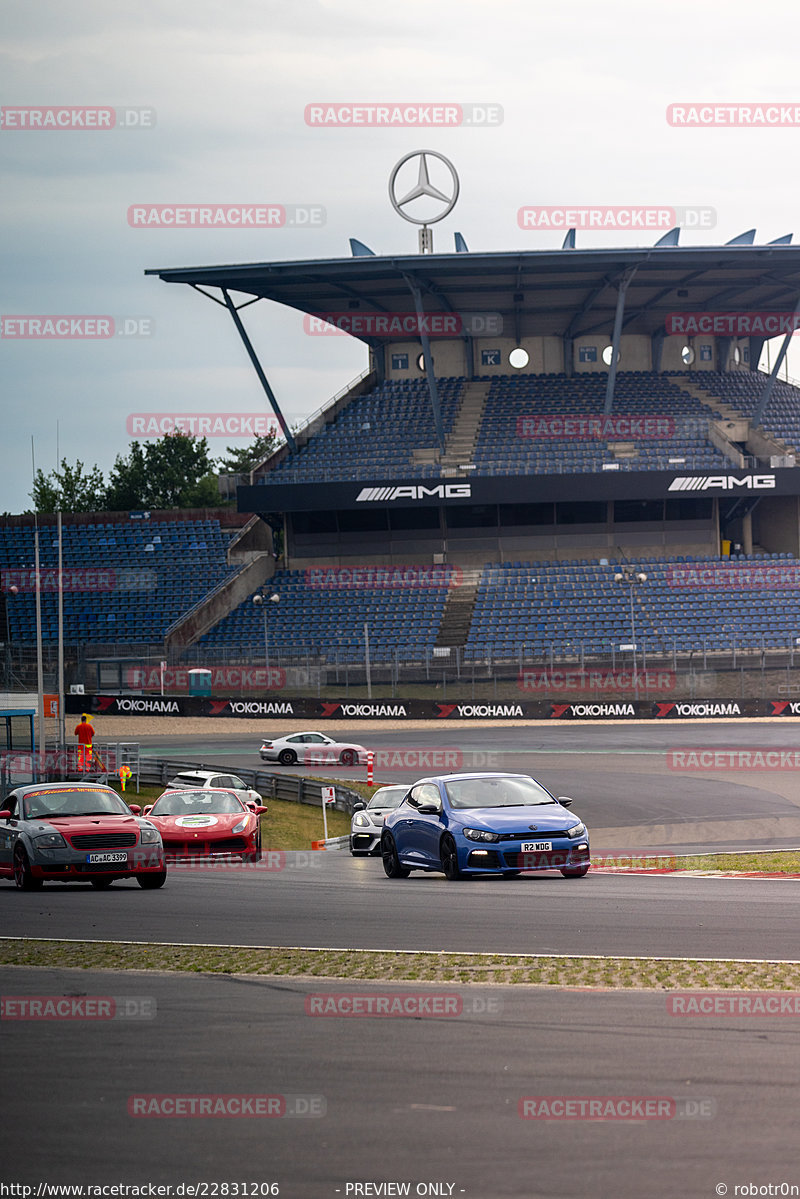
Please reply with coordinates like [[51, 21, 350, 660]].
[[260, 731, 368, 767], [350, 784, 408, 855], [164, 769, 263, 809]]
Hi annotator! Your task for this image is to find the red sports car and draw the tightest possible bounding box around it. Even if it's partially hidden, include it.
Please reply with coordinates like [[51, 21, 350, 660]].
[[0, 781, 166, 890], [144, 788, 266, 863]]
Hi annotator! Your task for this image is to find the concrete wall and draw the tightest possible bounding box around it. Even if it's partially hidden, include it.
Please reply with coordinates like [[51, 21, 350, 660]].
[[380, 334, 758, 380], [754, 496, 800, 557], [165, 554, 274, 648]]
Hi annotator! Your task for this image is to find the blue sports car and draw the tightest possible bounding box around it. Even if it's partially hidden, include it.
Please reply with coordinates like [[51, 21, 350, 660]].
[[381, 773, 590, 880]]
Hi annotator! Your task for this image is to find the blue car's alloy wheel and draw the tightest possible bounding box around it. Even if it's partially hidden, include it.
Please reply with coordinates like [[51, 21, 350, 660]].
[[381, 833, 410, 879], [440, 834, 463, 881]]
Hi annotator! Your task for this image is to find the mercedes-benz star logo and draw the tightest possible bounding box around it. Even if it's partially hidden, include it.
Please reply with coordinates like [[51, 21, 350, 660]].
[[389, 150, 460, 225], [529, 826, 539, 831]]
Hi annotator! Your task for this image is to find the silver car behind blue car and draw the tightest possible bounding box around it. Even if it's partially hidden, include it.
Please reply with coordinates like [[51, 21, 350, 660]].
[[350, 785, 408, 855]]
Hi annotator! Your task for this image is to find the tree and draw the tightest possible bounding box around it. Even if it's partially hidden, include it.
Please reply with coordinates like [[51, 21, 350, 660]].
[[105, 433, 219, 510], [30, 458, 106, 513], [216, 431, 280, 476]]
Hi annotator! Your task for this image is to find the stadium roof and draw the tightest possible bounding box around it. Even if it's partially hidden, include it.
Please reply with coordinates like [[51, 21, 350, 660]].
[[145, 243, 800, 340]]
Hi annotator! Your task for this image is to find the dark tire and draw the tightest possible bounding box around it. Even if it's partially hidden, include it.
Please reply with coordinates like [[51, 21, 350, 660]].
[[243, 825, 263, 864], [561, 866, 590, 878], [440, 834, 463, 881], [278, 749, 296, 765], [138, 871, 167, 889], [381, 833, 410, 879], [13, 846, 42, 891], [503, 871, 522, 879], [339, 749, 356, 766], [90, 877, 114, 890]]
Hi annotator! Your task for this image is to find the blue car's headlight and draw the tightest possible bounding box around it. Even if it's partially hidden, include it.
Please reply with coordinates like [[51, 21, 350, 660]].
[[33, 831, 66, 848], [463, 828, 500, 843], [566, 823, 587, 839], [139, 826, 162, 844]]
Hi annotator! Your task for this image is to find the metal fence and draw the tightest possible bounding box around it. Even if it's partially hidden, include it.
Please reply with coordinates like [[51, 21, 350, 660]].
[[0, 747, 363, 816], [5, 637, 800, 701]]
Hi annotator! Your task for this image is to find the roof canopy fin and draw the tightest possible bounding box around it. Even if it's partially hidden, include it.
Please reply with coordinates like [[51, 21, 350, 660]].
[[349, 238, 376, 257]]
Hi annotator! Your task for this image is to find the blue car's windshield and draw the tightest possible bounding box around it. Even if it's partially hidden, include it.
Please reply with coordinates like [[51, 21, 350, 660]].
[[444, 776, 556, 809]]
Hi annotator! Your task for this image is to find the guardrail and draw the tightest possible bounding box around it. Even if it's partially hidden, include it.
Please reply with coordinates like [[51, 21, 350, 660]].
[[137, 758, 363, 815]]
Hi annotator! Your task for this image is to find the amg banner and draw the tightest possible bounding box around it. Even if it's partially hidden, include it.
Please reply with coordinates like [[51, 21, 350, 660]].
[[237, 468, 800, 514], [68, 695, 784, 720]]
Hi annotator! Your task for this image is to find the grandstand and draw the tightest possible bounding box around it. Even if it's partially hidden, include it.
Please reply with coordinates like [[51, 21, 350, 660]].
[[6, 238, 800, 694], [0, 513, 240, 650]]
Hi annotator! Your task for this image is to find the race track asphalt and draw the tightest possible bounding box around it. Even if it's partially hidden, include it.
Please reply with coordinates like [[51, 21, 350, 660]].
[[2, 967, 797, 1198], [136, 721, 800, 853], [1, 855, 798, 962]]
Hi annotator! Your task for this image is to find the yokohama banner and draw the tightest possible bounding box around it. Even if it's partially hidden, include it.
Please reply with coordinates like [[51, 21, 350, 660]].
[[68, 695, 778, 720]]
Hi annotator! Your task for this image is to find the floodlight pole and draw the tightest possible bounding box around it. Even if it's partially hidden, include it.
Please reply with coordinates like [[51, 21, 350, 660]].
[[33, 526, 45, 780], [614, 566, 647, 700], [57, 510, 65, 748], [253, 591, 280, 690]]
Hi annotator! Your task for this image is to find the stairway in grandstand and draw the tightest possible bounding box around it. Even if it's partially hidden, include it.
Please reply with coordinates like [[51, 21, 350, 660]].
[[435, 568, 482, 649], [410, 379, 490, 472], [439, 379, 491, 470], [678, 377, 743, 423], [675, 371, 798, 457]]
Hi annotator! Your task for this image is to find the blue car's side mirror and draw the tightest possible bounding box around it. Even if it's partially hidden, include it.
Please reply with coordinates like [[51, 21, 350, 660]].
[[557, 797, 573, 808]]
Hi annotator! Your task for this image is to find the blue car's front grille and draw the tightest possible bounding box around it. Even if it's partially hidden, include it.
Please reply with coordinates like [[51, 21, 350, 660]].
[[503, 850, 570, 868], [496, 831, 569, 842]]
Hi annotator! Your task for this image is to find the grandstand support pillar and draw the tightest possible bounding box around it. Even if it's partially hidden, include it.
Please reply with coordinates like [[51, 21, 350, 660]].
[[404, 276, 446, 452], [752, 296, 800, 427], [717, 337, 733, 372], [604, 267, 637, 415], [371, 343, 386, 384], [562, 335, 574, 377], [748, 336, 765, 374], [221, 289, 297, 453], [742, 510, 753, 556], [651, 328, 665, 373], [464, 335, 475, 380]]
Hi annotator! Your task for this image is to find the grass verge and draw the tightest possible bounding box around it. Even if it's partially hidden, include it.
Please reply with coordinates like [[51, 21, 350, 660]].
[[674, 851, 800, 873], [2, 938, 800, 989]]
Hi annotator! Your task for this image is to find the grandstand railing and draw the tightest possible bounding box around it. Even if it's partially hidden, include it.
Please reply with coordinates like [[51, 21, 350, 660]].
[[289, 369, 373, 443], [8, 637, 800, 702]]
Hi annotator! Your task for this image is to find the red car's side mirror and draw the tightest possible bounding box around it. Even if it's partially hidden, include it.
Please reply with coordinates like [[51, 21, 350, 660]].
[[142, 806, 153, 816], [128, 804, 142, 814], [0, 809, 11, 820], [254, 805, 268, 816]]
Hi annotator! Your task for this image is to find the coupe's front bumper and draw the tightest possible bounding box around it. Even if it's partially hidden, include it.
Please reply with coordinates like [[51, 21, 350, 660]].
[[350, 830, 382, 854], [31, 846, 165, 880]]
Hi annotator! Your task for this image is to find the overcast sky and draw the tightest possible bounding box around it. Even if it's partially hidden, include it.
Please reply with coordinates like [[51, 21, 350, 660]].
[[3, 0, 800, 513]]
